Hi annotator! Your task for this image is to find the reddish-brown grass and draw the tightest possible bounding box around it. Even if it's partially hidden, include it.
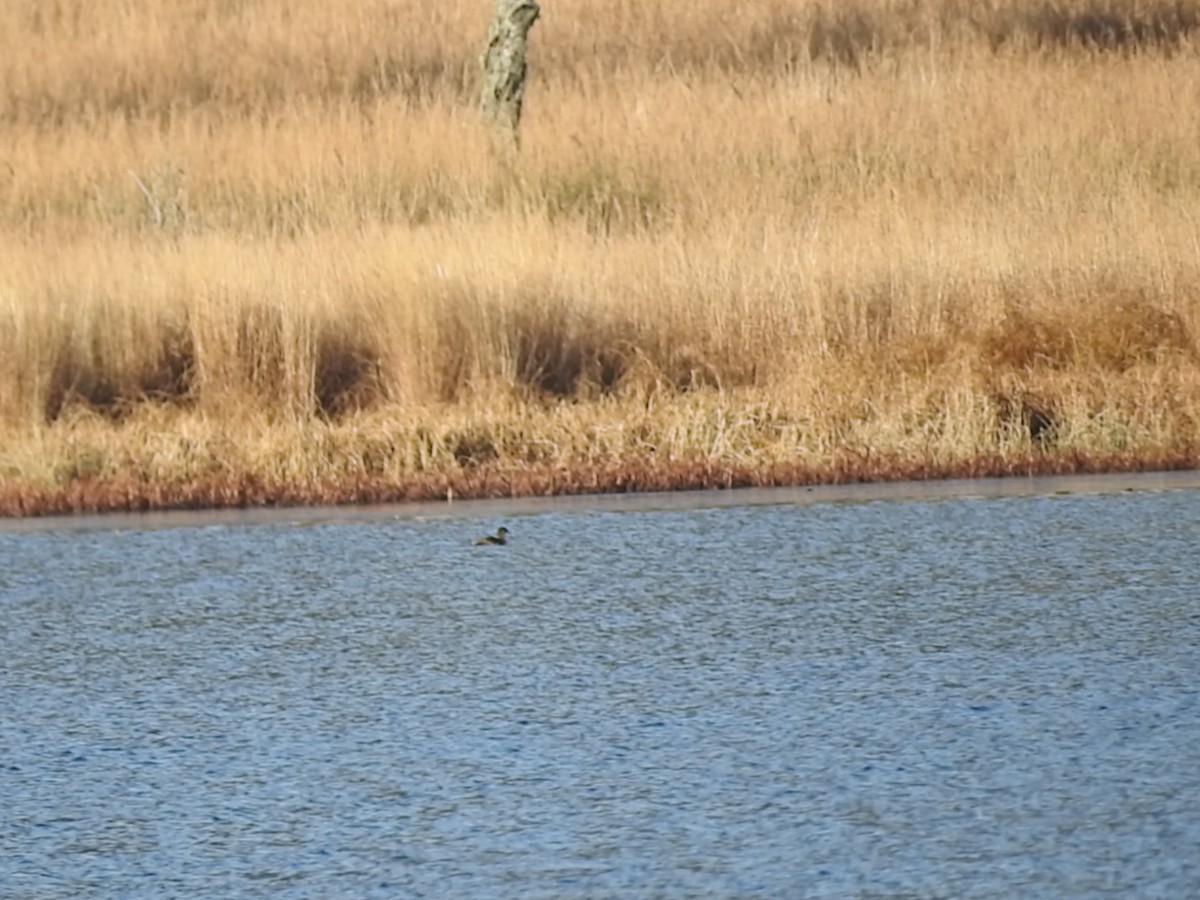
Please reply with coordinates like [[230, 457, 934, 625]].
[[4, 449, 1198, 518]]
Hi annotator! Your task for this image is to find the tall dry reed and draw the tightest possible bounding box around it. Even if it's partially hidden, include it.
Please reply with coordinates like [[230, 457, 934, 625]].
[[2, 0, 1199, 512]]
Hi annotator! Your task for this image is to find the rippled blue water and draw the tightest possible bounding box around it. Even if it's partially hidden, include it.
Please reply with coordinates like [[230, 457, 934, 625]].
[[2, 481, 1199, 897]]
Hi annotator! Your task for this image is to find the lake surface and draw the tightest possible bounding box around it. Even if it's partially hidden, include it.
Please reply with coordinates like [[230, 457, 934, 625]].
[[2, 475, 1199, 898]]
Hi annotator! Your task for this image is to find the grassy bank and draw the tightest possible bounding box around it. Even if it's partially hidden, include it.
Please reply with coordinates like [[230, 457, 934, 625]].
[[3, 0, 1199, 515]]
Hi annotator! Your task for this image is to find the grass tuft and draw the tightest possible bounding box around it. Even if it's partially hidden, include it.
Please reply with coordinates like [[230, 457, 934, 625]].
[[505, 292, 632, 397], [541, 164, 667, 235], [314, 322, 388, 419], [43, 311, 195, 423], [1020, 0, 1200, 50], [982, 291, 1194, 372]]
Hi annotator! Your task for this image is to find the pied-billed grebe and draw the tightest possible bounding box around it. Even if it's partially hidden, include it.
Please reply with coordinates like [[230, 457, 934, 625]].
[[473, 526, 509, 546]]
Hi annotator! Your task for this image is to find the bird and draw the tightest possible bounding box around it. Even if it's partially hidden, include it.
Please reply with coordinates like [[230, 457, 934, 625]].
[[474, 526, 509, 546]]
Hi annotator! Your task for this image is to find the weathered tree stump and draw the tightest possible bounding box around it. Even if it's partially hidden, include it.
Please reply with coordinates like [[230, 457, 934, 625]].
[[480, 0, 541, 151]]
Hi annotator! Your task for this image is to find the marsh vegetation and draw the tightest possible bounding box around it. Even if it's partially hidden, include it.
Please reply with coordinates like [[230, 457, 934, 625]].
[[2, 0, 1199, 514]]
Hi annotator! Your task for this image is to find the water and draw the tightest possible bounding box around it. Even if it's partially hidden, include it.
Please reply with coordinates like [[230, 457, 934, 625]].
[[2, 477, 1199, 898]]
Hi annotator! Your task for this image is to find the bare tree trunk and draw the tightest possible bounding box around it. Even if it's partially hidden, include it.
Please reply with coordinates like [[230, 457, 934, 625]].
[[480, 0, 540, 151]]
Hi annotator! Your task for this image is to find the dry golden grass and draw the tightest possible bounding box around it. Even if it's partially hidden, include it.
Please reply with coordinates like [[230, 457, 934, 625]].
[[2, 0, 1200, 514]]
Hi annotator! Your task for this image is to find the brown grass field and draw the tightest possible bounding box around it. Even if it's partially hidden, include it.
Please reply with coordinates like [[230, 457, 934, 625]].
[[2, 0, 1200, 515]]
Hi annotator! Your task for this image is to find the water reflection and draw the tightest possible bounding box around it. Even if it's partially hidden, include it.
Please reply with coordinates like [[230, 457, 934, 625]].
[[2, 481, 1199, 897]]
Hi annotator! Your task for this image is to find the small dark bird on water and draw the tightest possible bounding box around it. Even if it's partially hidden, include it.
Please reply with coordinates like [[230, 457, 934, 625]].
[[474, 526, 509, 546]]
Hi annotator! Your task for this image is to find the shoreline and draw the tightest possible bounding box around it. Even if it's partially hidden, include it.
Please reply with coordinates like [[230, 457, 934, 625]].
[[3, 450, 1196, 523], [3, 463, 1198, 536]]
